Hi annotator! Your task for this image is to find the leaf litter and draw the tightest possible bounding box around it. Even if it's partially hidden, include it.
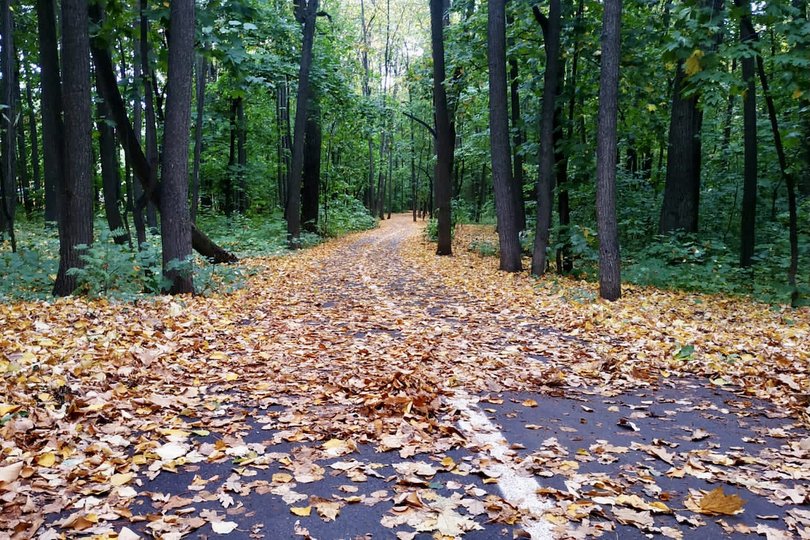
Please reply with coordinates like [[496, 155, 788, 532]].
[[1, 215, 809, 538]]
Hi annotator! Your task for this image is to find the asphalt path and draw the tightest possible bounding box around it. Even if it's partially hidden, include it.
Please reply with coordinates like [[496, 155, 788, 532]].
[[39, 216, 809, 539]]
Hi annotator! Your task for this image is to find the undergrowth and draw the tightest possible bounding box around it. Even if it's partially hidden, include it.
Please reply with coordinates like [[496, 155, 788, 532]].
[[0, 201, 377, 302]]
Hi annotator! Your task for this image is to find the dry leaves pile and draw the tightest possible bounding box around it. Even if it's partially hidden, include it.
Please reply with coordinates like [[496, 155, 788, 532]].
[[1, 215, 808, 539]]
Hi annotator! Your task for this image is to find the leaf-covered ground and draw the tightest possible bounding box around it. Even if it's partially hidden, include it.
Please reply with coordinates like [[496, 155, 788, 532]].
[[1, 215, 808, 539]]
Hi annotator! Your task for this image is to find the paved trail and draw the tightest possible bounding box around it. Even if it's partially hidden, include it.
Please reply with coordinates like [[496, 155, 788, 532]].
[[5, 216, 808, 539]]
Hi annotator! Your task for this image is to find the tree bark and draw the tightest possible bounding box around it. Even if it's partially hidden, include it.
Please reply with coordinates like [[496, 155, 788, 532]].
[[191, 53, 207, 224], [488, 0, 521, 271], [160, 0, 195, 294], [302, 92, 321, 231], [96, 77, 129, 245], [36, 0, 62, 227], [737, 0, 757, 268], [54, 0, 94, 296], [287, 0, 319, 249], [140, 0, 159, 231], [531, 1, 561, 276], [23, 64, 42, 208], [595, 0, 622, 301], [430, 0, 453, 255], [507, 15, 526, 232], [0, 0, 16, 247]]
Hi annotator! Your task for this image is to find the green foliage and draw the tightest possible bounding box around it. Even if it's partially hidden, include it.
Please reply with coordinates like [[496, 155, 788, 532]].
[[467, 239, 497, 258], [320, 196, 378, 238]]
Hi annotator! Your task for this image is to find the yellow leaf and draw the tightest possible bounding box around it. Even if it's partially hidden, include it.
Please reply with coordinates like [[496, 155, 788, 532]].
[[273, 473, 293, 483], [646, 104, 657, 112], [684, 49, 705, 77], [224, 372, 239, 382], [37, 452, 56, 467], [290, 506, 312, 516], [699, 487, 745, 516], [441, 456, 455, 469], [0, 404, 21, 416], [110, 472, 134, 486], [521, 399, 538, 408], [209, 352, 228, 361], [792, 89, 803, 100]]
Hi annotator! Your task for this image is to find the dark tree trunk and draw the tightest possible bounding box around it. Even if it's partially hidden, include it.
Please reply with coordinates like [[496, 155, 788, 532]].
[[279, 77, 292, 212], [409, 88, 417, 222], [737, 0, 757, 268], [140, 0, 159, 231], [659, 64, 702, 233], [96, 78, 129, 245], [507, 16, 526, 232], [236, 96, 247, 213], [89, 4, 236, 264], [54, 0, 94, 296], [191, 53, 207, 224], [36, 0, 62, 226], [301, 93, 321, 231], [131, 17, 146, 246], [741, 15, 799, 301], [531, 1, 561, 276], [488, 0, 521, 271], [360, 0, 375, 211], [595, 0, 622, 301], [23, 64, 42, 207], [225, 97, 237, 216], [0, 0, 16, 247], [160, 0, 195, 294], [430, 0, 453, 255], [287, 0, 319, 249], [14, 60, 32, 218]]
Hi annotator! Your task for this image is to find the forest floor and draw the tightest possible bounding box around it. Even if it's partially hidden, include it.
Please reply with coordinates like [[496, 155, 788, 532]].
[[1, 214, 809, 540]]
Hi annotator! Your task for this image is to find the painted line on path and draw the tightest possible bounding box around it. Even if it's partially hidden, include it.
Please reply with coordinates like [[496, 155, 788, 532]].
[[448, 391, 556, 540]]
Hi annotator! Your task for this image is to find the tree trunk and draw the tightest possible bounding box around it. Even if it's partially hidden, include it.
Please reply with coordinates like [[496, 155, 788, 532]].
[[595, 0, 622, 301], [507, 15, 526, 232], [96, 78, 129, 245], [430, 0, 453, 255], [531, 1, 561, 276], [236, 96, 247, 213], [488, 0, 521, 271], [140, 0, 159, 231], [737, 0, 757, 268], [0, 0, 16, 248], [36, 0, 62, 227], [191, 53, 207, 224], [741, 15, 799, 301], [14, 60, 32, 218], [54, 0, 94, 296], [131, 16, 146, 246], [301, 92, 321, 231], [160, 0, 195, 294], [23, 64, 42, 209], [225, 97, 237, 216], [287, 0, 319, 249]]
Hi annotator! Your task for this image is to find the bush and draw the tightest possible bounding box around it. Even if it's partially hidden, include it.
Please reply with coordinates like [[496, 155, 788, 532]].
[[320, 195, 377, 237]]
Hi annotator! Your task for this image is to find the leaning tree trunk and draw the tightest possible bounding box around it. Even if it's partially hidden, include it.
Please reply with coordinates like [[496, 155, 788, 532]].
[[430, 0, 453, 255], [54, 0, 94, 296], [95, 79, 129, 246], [287, 0, 319, 249], [488, 0, 521, 271], [160, 0, 195, 294], [595, 0, 622, 301], [89, 3, 236, 263], [531, 0, 561, 276]]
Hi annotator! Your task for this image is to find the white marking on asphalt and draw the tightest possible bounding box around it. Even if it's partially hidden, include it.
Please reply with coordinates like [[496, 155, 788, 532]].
[[449, 392, 555, 540]]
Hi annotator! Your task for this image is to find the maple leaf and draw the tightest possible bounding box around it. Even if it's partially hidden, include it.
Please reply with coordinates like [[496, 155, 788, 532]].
[[697, 487, 745, 516]]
